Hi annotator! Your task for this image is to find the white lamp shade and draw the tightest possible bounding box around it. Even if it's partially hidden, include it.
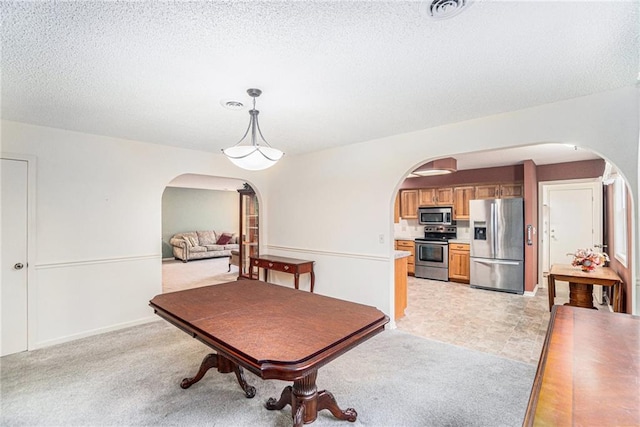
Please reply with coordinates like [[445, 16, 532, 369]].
[[222, 146, 284, 171]]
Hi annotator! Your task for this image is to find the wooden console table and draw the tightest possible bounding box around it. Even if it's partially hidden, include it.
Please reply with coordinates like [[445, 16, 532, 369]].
[[250, 254, 315, 292], [150, 280, 389, 426], [547, 264, 623, 312], [524, 305, 639, 426]]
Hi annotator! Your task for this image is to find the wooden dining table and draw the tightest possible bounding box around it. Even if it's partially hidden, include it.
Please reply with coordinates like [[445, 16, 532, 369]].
[[547, 264, 623, 312], [524, 305, 640, 426], [149, 279, 389, 426]]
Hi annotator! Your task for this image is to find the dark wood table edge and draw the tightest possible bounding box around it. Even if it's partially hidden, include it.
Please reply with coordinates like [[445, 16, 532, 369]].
[[522, 305, 559, 427], [151, 301, 388, 381]]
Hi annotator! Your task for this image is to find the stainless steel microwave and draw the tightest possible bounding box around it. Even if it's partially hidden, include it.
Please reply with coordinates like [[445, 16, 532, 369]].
[[418, 206, 454, 225]]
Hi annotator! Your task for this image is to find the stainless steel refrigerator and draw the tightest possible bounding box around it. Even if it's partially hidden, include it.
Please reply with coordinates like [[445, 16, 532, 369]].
[[469, 198, 524, 294]]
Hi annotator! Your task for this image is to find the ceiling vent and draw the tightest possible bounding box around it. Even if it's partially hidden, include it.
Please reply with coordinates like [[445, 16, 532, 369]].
[[424, 0, 473, 20]]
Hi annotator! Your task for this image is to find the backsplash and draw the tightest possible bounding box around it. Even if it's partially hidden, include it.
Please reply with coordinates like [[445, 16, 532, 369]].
[[456, 221, 471, 240], [394, 218, 423, 239], [394, 219, 471, 241]]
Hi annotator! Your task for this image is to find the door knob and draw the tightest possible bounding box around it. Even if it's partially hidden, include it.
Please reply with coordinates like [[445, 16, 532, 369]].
[[14, 263, 24, 270]]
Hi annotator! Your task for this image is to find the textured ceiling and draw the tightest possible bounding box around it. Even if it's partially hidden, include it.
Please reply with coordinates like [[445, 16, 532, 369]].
[[2, 1, 638, 166]]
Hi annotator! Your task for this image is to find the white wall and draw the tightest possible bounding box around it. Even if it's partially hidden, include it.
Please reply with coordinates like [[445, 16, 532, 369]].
[[1, 121, 270, 348], [1, 86, 638, 348]]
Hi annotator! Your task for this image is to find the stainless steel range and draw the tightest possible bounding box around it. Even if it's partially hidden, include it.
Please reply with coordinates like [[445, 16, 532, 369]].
[[414, 225, 457, 281]]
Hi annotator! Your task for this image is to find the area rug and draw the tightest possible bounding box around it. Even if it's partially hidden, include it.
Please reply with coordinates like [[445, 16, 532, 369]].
[[0, 321, 535, 426]]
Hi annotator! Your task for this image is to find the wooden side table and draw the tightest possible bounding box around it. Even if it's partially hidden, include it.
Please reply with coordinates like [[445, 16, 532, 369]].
[[250, 255, 316, 292], [547, 264, 623, 312]]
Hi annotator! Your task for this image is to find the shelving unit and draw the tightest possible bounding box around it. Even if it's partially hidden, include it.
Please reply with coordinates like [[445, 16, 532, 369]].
[[238, 184, 259, 279]]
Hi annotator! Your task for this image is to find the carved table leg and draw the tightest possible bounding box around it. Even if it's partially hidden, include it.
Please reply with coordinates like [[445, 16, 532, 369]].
[[265, 371, 357, 426], [265, 385, 292, 410], [566, 282, 596, 309], [180, 353, 255, 398], [317, 390, 357, 422], [233, 364, 256, 398], [181, 353, 218, 389]]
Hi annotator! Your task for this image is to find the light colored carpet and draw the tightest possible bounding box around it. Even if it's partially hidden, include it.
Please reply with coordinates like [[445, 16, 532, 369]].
[[162, 257, 239, 293], [1, 321, 535, 426]]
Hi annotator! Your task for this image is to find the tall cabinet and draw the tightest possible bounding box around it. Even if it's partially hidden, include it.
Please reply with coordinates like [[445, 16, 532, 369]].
[[238, 184, 259, 279]]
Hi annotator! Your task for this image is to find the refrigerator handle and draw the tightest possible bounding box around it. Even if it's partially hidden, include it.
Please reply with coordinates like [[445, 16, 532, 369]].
[[472, 258, 521, 266], [491, 202, 497, 255]]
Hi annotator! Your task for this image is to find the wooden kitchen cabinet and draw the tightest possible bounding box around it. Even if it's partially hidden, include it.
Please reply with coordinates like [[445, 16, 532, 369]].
[[448, 243, 470, 283], [395, 240, 415, 275], [453, 186, 475, 220], [474, 184, 500, 199], [474, 183, 523, 199], [400, 190, 418, 218], [499, 183, 523, 198], [419, 187, 453, 206], [394, 256, 408, 320]]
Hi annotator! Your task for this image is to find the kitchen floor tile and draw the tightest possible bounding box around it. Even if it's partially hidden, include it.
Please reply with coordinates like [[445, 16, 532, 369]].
[[396, 276, 611, 365]]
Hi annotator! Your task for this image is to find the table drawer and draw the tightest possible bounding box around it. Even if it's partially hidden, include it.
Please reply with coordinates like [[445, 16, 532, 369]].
[[253, 259, 293, 273]]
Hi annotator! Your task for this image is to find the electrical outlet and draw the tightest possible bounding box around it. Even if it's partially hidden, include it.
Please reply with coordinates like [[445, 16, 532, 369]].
[[378, 234, 385, 244]]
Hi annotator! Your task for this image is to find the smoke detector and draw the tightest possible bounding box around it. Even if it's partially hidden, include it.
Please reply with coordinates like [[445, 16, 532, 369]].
[[422, 0, 473, 20]]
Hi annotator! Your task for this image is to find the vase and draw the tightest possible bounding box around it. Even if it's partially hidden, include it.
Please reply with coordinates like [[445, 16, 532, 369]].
[[580, 260, 593, 272]]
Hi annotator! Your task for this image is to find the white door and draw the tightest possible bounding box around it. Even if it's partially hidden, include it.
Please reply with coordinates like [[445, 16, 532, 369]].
[[543, 181, 603, 302], [1, 158, 29, 356], [549, 187, 600, 264]]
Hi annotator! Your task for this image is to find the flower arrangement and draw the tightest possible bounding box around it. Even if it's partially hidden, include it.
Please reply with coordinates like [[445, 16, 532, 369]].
[[567, 248, 610, 272]]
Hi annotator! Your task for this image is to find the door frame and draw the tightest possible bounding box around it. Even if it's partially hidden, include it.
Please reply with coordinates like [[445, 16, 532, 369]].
[[1, 153, 37, 351], [538, 178, 602, 288]]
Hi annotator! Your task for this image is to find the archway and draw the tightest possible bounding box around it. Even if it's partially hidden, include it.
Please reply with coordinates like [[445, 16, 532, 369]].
[[390, 142, 636, 361], [160, 174, 245, 293]]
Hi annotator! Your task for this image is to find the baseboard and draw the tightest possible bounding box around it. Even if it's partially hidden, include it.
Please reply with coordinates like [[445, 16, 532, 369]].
[[32, 316, 159, 350], [523, 284, 539, 297]]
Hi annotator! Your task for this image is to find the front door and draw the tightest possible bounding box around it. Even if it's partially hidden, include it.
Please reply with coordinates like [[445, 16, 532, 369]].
[[547, 182, 602, 268], [1, 158, 29, 356], [543, 180, 603, 302]]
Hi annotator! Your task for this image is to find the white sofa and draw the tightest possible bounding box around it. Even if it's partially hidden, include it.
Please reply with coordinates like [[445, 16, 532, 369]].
[[169, 230, 239, 262]]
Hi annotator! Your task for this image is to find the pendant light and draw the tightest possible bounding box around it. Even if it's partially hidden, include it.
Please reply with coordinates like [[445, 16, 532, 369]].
[[222, 88, 284, 170], [412, 157, 457, 176]]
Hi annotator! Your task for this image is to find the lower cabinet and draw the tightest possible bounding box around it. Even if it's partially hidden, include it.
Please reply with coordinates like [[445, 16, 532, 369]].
[[395, 240, 415, 275], [394, 256, 408, 320], [449, 243, 470, 283]]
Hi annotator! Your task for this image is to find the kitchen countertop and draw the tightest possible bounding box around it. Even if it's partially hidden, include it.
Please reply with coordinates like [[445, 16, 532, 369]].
[[449, 239, 470, 244], [394, 250, 412, 259]]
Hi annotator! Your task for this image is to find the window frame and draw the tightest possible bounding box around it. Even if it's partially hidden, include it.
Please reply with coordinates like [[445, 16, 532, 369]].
[[612, 174, 628, 267]]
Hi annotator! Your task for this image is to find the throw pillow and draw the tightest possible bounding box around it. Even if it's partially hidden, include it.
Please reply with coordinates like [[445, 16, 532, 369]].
[[216, 232, 234, 245], [196, 230, 217, 246]]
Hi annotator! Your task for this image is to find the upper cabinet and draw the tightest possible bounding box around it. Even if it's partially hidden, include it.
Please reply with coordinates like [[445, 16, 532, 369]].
[[453, 186, 475, 220], [399, 189, 418, 219], [419, 187, 453, 206], [399, 183, 522, 220], [499, 183, 524, 198], [475, 183, 523, 199]]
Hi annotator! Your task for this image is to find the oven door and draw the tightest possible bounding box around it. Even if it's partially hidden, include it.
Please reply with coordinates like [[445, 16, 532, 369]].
[[415, 241, 449, 268]]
